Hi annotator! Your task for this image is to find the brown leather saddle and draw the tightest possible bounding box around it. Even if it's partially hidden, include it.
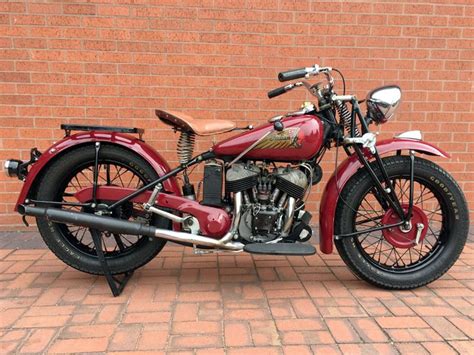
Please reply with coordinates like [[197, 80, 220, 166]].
[[155, 109, 236, 136]]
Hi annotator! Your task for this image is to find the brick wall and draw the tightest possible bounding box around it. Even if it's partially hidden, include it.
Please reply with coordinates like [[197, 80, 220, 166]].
[[0, 1, 473, 229]]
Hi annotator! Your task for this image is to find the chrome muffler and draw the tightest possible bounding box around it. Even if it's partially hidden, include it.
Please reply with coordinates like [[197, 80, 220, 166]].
[[18, 205, 243, 251]]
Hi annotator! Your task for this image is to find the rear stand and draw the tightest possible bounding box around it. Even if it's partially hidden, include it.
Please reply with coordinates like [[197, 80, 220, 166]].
[[90, 229, 134, 297]]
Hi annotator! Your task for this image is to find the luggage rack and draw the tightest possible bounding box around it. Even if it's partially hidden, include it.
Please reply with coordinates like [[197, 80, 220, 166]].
[[61, 124, 144, 140]]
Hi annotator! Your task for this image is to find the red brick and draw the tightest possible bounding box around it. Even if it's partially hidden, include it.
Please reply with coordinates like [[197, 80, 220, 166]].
[[265, 289, 308, 299], [173, 303, 199, 321], [339, 343, 398, 354], [108, 325, 141, 351], [137, 330, 168, 350], [172, 321, 221, 334], [396, 342, 430, 354], [0, 72, 30, 83], [309, 344, 341, 354], [422, 342, 458, 354], [60, 324, 115, 339], [449, 341, 473, 354], [225, 308, 271, 320], [281, 330, 334, 345], [386, 328, 443, 342], [24, 305, 74, 317], [319, 306, 367, 318], [170, 334, 223, 349], [63, 4, 96, 15], [19, 329, 56, 353], [178, 291, 221, 302], [326, 319, 361, 343], [14, 315, 69, 328], [49, 338, 108, 353], [0, 308, 26, 327], [96, 304, 123, 323], [282, 345, 313, 355], [291, 299, 319, 318], [122, 312, 171, 324], [227, 347, 281, 355], [375, 316, 429, 329], [276, 319, 325, 332], [195, 349, 226, 355], [0, 342, 19, 353], [350, 318, 388, 343], [424, 317, 467, 340], [225, 322, 252, 347], [447, 317, 474, 339]]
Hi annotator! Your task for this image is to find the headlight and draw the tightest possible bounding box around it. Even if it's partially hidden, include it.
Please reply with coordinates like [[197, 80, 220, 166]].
[[366, 85, 401, 124]]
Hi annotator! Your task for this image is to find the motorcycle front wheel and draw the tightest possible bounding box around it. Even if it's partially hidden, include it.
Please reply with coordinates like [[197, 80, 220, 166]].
[[335, 155, 469, 289], [35, 145, 169, 275]]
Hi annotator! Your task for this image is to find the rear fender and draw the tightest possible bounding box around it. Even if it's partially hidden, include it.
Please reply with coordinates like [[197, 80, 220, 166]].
[[319, 138, 450, 254], [14, 131, 180, 210]]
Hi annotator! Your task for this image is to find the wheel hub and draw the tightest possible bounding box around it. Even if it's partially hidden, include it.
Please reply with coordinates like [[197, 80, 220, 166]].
[[381, 204, 428, 248]]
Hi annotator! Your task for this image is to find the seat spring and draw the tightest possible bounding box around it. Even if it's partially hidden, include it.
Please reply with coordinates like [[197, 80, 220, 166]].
[[177, 131, 195, 164]]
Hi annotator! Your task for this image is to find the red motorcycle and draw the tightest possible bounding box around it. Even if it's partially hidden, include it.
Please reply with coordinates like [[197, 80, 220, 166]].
[[5, 64, 468, 293]]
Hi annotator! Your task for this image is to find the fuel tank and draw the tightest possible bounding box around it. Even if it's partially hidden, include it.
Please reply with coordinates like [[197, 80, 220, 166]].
[[213, 115, 324, 162]]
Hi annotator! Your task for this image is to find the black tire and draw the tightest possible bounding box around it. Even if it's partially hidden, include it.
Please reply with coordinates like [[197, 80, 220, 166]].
[[36, 144, 169, 275], [335, 155, 469, 289]]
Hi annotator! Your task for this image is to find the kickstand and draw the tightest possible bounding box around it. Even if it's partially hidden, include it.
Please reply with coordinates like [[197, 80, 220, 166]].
[[90, 229, 134, 297]]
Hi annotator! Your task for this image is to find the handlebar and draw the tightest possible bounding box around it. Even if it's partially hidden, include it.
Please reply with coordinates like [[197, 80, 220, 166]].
[[267, 85, 288, 98], [278, 64, 331, 82], [268, 64, 333, 99], [278, 68, 309, 82]]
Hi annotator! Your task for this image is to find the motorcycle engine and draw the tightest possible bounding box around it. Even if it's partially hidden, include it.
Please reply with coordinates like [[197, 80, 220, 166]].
[[226, 163, 311, 243]]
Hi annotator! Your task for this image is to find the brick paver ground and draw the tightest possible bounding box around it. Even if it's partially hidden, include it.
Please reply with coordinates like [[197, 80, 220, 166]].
[[0, 231, 472, 354]]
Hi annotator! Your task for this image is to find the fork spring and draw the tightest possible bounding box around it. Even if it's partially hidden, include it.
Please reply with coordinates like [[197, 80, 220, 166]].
[[336, 100, 360, 137]]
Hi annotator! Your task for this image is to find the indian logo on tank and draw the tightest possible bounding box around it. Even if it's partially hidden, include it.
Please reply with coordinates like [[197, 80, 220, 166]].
[[254, 127, 302, 150]]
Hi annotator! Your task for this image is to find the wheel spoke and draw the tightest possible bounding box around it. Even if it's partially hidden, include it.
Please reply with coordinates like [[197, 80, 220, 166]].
[[54, 161, 151, 259], [352, 174, 446, 271]]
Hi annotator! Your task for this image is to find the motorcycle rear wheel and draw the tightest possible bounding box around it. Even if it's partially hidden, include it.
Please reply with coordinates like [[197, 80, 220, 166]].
[[36, 145, 169, 275], [335, 155, 468, 289]]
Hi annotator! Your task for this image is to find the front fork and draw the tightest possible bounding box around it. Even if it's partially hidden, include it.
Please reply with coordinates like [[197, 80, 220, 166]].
[[336, 99, 416, 239]]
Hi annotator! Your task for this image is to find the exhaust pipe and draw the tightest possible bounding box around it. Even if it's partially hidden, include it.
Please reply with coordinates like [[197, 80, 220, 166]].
[[18, 205, 242, 251]]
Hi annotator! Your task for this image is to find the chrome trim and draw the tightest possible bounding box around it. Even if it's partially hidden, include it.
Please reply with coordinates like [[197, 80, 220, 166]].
[[344, 132, 377, 154], [3, 160, 12, 177], [332, 94, 356, 102], [415, 223, 424, 245], [395, 130, 422, 141], [366, 86, 402, 123], [154, 227, 244, 250], [3, 159, 19, 178], [147, 205, 187, 224], [281, 197, 296, 237], [268, 102, 316, 124], [226, 131, 272, 167], [144, 183, 162, 208]]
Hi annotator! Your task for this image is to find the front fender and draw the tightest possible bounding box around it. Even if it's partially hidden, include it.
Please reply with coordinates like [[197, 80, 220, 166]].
[[318, 138, 449, 254], [14, 131, 180, 210]]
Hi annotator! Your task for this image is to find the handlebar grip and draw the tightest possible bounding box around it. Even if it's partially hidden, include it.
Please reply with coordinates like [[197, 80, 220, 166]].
[[267, 86, 287, 99], [278, 67, 307, 82]]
